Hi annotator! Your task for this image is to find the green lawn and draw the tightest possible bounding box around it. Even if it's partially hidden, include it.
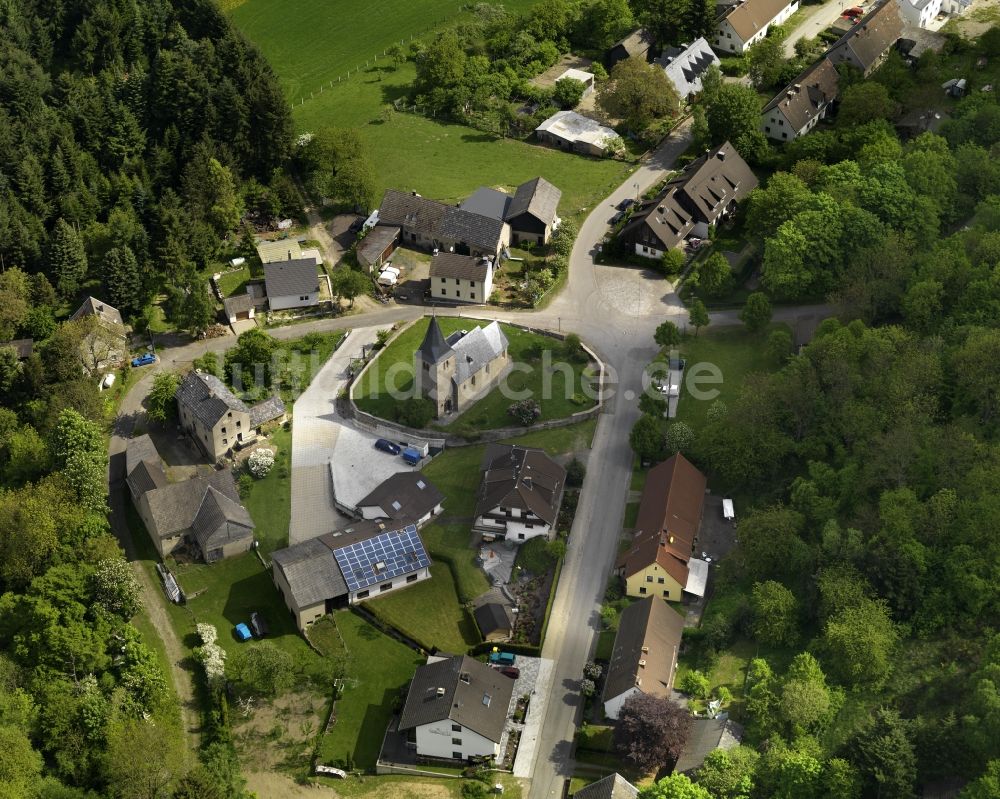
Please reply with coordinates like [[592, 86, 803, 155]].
[[218, 265, 254, 297], [355, 316, 595, 429], [367, 564, 480, 653], [273, 329, 348, 403], [316, 610, 423, 769], [419, 522, 490, 602], [242, 425, 291, 554], [671, 325, 789, 433], [623, 502, 639, 529]]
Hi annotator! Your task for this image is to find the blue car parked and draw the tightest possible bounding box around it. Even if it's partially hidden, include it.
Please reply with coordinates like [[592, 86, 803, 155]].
[[374, 438, 401, 455], [131, 352, 156, 367]]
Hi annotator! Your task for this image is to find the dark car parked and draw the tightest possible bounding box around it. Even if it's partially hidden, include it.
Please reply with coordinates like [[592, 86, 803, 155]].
[[615, 198, 636, 212], [374, 438, 401, 455], [500, 666, 520, 679], [250, 611, 269, 638]]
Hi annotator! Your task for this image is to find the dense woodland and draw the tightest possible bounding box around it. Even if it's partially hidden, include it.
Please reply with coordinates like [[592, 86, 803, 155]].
[[628, 32, 1000, 799], [0, 0, 291, 795]]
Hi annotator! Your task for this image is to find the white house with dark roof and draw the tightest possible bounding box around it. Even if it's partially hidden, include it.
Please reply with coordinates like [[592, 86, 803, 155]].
[[263, 258, 320, 310], [825, 0, 903, 76], [398, 654, 515, 761], [125, 434, 255, 561], [355, 472, 444, 526], [714, 0, 799, 53], [762, 57, 840, 141], [176, 371, 286, 461], [414, 318, 509, 417], [429, 253, 495, 304], [270, 521, 431, 631], [505, 177, 562, 245], [473, 443, 566, 543], [656, 38, 720, 101]]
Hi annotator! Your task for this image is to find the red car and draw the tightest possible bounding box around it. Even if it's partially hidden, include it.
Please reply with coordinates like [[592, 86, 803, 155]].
[[500, 666, 520, 679]]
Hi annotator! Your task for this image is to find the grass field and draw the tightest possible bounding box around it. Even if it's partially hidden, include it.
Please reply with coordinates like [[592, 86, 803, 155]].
[[242, 425, 291, 554], [367, 564, 480, 653], [354, 316, 595, 429], [419, 522, 490, 602], [315, 610, 423, 769], [670, 325, 789, 433], [225, 1, 635, 222]]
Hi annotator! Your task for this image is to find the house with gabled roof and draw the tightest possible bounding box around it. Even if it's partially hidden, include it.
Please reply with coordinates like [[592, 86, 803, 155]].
[[602, 597, 686, 719], [826, 0, 903, 76], [607, 28, 657, 68], [263, 258, 320, 310], [673, 717, 744, 774], [473, 443, 566, 543], [356, 471, 444, 527], [125, 434, 255, 561], [414, 318, 509, 417], [713, 0, 799, 54], [176, 371, 286, 461], [70, 296, 129, 373], [572, 774, 639, 799], [271, 520, 432, 631], [619, 142, 757, 259], [505, 177, 562, 246], [429, 253, 495, 304], [762, 57, 840, 141], [398, 654, 515, 761], [617, 453, 708, 601], [656, 38, 721, 101], [535, 111, 619, 157]]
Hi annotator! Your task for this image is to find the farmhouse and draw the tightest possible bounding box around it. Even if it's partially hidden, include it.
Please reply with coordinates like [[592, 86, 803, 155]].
[[398, 654, 515, 762], [826, 0, 903, 76], [357, 226, 400, 272], [535, 111, 618, 157], [125, 434, 255, 561], [356, 471, 444, 527], [256, 238, 302, 263], [271, 521, 432, 631], [473, 443, 566, 543], [656, 38, 720, 101], [176, 370, 286, 461], [898, 0, 968, 28], [474, 602, 513, 642], [619, 142, 757, 259], [713, 0, 799, 54], [414, 318, 510, 417], [617, 453, 708, 600], [762, 58, 840, 141], [377, 190, 510, 259], [70, 296, 129, 372], [263, 258, 320, 310], [673, 718, 745, 774], [429, 253, 495, 304], [556, 67, 596, 97], [505, 177, 562, 245], [602, 597, 685, 720], [572, 774, 639, 799], [607, 28, 656, 68]]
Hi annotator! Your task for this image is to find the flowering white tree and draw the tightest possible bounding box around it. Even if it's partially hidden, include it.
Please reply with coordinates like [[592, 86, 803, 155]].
[[196, 623, 226, 688], [91, 558, 143, 619], [248, 448, 275, 479]]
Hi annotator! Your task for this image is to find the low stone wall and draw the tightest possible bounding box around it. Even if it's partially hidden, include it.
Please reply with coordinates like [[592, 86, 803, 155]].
[[345, 316, 606, 448]]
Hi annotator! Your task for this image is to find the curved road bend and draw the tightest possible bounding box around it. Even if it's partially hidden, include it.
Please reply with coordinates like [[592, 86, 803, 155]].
[[107, 116, 830, 789]]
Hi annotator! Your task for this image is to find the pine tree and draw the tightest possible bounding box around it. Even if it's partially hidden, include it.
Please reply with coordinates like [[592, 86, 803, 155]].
[[49, 218, 88, 299], [102, 246, 144, 319]]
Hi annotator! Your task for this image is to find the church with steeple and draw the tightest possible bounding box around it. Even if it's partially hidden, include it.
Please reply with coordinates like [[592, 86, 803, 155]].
[[414, 317, 510, 417]]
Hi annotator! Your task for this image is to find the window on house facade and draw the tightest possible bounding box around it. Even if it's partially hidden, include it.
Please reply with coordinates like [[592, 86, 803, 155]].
[[441, 289, 447, 296], [222, 427, 226, 434], [455, 278, 460, 285], [452, 724, 461, 732], [782, 132, 788, 139], [228, 412, 232, 418], [639, 586, 647, 595], [469, 281, 475, 287], [452, 738, 462, 745], [663, 589, 670, 598], [765, 126, 771, 133], [357, 589, 369, 599], [646, 575, 653, 583], [457, 291, 461, 298], [407, 574, 418, 583], [223, 438, 228, 445], [453, 751, 462, 760], [380, 582, 392, 592], [658, 577, 665, 584]]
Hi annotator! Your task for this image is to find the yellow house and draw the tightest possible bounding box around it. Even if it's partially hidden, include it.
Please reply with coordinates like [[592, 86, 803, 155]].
[[618, 453, 707, 600]]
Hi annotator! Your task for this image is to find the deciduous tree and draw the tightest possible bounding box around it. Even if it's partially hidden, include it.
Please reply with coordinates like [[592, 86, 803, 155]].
[[146, 373, 181, 423], [614, 692, 691, 773], [598, 56, 679, 132], [688, 299, 709, 336]]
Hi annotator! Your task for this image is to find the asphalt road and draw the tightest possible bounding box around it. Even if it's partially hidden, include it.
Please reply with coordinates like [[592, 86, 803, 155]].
[[107, 116, 832, 793]]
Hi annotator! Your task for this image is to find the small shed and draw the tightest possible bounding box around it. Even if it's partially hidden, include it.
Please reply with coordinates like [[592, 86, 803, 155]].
[[556, 68, 596, 97], [358, 226, 400, 273], [474, 602, 513, 642]]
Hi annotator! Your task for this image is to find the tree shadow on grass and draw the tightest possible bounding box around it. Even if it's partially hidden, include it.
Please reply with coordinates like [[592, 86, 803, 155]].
[[354, 690, 398, 768]]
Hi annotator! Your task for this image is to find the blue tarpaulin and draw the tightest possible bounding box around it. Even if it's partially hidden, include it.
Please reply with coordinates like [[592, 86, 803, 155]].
[[235, 623, 252, 641]]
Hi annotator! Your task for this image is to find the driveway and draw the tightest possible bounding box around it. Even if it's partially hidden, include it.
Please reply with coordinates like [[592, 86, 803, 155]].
[[287, 325, 383, 545], [783, 0, 857, 56]]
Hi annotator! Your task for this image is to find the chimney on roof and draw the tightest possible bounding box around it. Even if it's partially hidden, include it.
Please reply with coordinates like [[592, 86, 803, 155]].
[[436, 687, 446, 697], [460, 672, 471, 684], [523, 476, 533, 490], [716, 149, 726, 160], [287, 250, 292, 260]]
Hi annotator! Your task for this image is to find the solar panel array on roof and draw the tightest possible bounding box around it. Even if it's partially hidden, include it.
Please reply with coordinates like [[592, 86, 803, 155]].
[[332, 524, 430, 591]]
